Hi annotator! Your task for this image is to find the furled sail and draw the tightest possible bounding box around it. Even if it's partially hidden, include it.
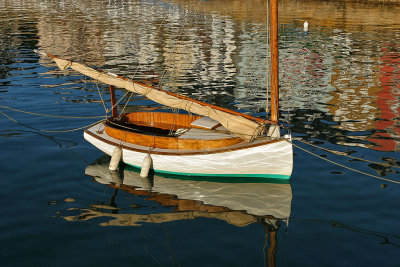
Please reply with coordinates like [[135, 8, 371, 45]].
[[42, 53, 266, 141]]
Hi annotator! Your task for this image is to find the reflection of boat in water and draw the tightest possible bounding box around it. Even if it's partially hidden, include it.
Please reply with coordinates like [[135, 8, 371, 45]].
[[63, 156, 292, 266], [65, 156, 292, 227]]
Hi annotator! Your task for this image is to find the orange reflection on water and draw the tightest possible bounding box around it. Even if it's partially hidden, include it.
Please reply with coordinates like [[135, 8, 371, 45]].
[[369, 43, 400, 151]]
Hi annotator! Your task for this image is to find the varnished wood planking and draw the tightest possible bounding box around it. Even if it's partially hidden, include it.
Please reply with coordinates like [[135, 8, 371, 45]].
[[125, 112, 202, 130], [104, 122, 242, 150]]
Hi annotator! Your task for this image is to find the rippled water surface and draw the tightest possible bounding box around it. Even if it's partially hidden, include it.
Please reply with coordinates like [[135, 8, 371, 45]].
[[1, 0, 400, 266]]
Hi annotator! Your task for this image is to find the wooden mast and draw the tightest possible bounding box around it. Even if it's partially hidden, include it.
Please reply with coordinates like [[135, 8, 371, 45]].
[[109, 85, 118, 117], [270, 0, 279, 124]]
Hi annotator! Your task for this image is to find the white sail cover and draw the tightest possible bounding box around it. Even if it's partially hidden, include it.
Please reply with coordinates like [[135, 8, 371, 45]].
[[53, 57, 265, 141]]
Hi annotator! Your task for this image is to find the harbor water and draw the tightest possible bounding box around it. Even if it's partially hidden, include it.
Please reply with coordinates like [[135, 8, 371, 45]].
[[0, 0, 399, 266]]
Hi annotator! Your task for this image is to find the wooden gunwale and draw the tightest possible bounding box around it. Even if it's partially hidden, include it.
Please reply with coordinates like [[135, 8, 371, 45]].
[[84, 126, 282, 156]]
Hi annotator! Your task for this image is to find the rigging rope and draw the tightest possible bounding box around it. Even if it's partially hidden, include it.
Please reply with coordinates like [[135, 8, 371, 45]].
[[111, 90, 131, 112], [95, 81, 109, 115], [118, 92, 134, 119], [291, 141, 400, 185]]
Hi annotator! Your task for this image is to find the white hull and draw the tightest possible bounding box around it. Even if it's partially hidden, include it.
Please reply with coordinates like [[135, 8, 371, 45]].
[[84, 123, 293, 179]]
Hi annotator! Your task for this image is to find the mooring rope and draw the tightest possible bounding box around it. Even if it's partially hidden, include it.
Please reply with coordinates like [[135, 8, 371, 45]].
[[294, 138, 400, 169], [0, 104, 107, 119], [0, 110, 104, 133], [291, 141, 400, 185]]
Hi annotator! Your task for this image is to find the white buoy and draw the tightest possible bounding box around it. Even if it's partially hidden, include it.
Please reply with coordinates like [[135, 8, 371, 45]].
[[303, 21, 309, 32], [140, 154, 153, 178], [109, 146, 122, 171]]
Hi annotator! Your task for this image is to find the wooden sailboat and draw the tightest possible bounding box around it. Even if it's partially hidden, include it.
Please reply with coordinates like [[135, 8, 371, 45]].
[[36, 0, 292, 180]]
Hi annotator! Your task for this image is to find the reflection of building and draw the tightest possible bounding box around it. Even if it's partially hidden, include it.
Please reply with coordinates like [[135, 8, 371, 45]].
[[280, 32, 334, 113], [0, 19, 20, 81], [235, 24, 269, 111], [327, 32, 400, 151], [368, 44, 400, 151], [3, 0, 399, 151], [35, 0, 108, 64], [328, 33, 381, 135]]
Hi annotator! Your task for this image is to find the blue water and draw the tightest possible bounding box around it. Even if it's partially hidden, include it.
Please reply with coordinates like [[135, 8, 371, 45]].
[[1, 0, 399, 266]]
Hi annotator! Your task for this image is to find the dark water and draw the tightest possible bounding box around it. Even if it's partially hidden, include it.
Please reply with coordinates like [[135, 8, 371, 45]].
[[1, 0, 400, 266]]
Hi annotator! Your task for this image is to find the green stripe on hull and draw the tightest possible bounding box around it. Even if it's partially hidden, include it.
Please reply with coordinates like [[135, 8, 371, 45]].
[[125, 163, 290, 184]]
